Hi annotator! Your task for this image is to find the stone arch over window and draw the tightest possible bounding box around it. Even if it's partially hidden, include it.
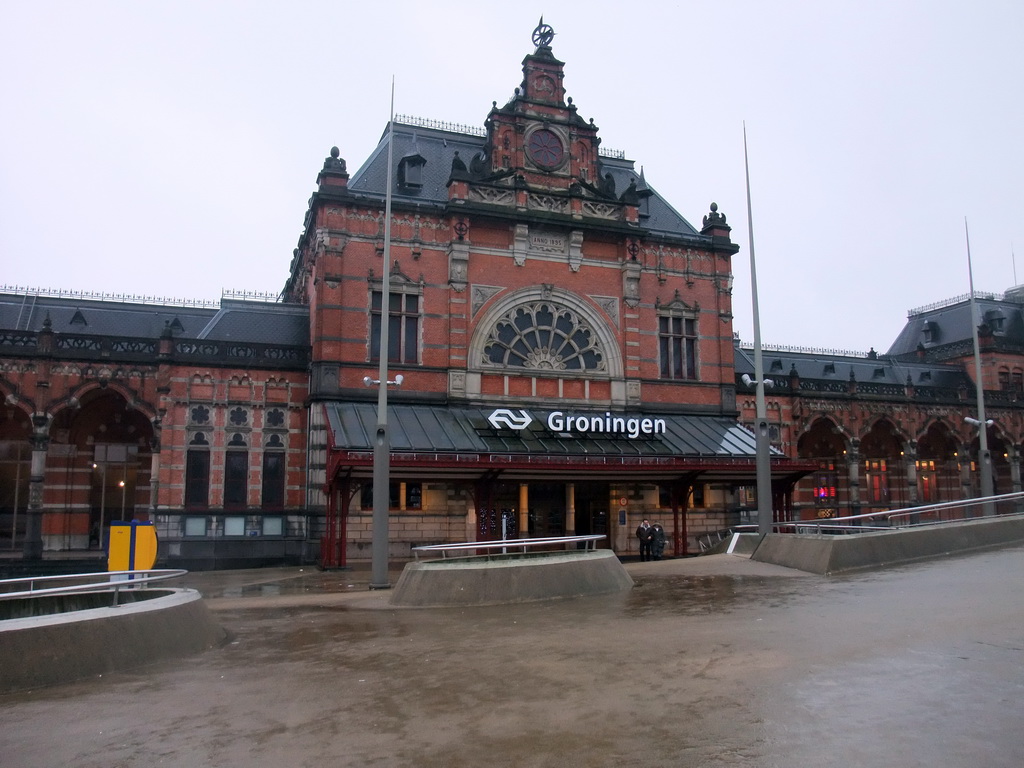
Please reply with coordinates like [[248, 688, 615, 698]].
[[797, 417, 848, 459], [471, 287, 621, 377], [914, 419, 960, 504], [859, 417, 910, 509]]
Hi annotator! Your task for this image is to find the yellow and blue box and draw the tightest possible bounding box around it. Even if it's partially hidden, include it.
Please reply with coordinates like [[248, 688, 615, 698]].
[[107, 520, 159, 573]]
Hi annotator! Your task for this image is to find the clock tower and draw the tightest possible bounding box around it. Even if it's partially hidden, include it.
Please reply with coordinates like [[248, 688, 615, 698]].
[[472, 18, 604, 193]]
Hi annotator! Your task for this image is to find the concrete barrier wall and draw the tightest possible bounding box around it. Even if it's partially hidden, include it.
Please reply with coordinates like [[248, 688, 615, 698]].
[[0, 589, 226, 693], [752, 515, 1024, 575], [391, 550, 634, 607]]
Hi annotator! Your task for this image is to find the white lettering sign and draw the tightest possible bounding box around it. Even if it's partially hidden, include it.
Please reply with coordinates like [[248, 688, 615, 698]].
[[546, 411, 666, 440]]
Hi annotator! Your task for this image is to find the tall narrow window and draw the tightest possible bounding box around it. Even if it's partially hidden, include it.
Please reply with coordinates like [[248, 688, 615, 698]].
[[814, 461, 838, 517], [185, 449, 210, 509], [917, 459, 937, 504], [405, 482, 422, 510], [659, 315, 698, 380], [370, 290, 420, 364], [224, 450, 248, 509], [262, 452, 285, 510], [865, 459, 888, 504]]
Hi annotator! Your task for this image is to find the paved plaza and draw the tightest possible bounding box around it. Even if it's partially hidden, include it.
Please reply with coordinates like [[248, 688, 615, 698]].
[[2, 547, 1024, 767]]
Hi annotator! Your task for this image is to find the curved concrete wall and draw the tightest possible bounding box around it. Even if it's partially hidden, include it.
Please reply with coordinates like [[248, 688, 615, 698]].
[[752, 515, 1024, 575], [390, 550, 634, 607], [0, 589, 226, 693]]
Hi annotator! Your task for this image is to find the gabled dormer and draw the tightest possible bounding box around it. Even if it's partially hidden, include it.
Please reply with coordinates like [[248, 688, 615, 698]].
[[398, 151, 426, 189]]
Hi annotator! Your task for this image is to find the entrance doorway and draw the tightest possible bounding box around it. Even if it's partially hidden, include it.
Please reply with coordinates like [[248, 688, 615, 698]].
[[527, 482, 565, 537], [475, 481, 611, 544], [574, 483, 610, 545], [476, 481, 519, 541]]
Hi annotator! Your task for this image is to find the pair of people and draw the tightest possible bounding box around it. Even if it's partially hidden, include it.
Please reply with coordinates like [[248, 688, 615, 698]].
[[635, 519, 667, 561]]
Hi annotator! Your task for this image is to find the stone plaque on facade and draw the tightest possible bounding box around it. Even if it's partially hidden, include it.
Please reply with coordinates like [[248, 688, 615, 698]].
[[529, 232, 566, 253]]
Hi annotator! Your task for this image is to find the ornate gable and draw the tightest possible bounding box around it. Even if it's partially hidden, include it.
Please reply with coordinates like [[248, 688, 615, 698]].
[[446, 19, 632, 224]]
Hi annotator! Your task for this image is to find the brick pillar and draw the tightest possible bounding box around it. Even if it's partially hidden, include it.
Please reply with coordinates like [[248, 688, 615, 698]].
[[846, 440, 861, 519], [22, 417, 49, 560], [148, 434, 161, 517], [905, 441, 919, 508]]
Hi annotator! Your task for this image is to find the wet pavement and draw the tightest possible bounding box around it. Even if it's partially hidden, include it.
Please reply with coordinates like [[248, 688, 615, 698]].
[[2, 547, 1024, 767]]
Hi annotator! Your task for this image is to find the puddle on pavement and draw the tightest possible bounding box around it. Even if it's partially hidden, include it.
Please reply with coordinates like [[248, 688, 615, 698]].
[[626, 573, 810, 616]]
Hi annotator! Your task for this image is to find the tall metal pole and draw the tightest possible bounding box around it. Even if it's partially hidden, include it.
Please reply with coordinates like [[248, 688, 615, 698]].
[[743, 123, 774, 538], [965, 218, 995, 509], [370, 81, 397, 589], [97, 462, 107, 547]]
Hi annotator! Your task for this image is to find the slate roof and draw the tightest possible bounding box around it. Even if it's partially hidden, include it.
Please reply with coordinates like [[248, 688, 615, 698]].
[[344, 120, 702, 241], [887, 291, 1024, 358], [733, 343, 971, 392], [0, 291, 309, 346]]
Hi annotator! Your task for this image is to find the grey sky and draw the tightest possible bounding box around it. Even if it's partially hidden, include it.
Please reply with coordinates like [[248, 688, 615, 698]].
[[1, 1, 1021, 354]]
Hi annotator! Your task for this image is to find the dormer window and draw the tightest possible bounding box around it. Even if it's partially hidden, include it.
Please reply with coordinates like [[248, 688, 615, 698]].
[[984, 309, 1006, 333], [922, 320, 939, 344], [872, 367, 885, 380], [398, 154, 426, 188], [823, 363, 836, 376]]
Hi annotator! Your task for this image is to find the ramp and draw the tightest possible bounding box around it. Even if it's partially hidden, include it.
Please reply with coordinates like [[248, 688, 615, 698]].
[[390, 549, 634, 607], [752, 515, 1024, 575]]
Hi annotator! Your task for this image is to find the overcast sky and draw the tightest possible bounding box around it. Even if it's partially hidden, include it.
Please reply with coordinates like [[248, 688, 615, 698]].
[[2, 1, 1021, 354]]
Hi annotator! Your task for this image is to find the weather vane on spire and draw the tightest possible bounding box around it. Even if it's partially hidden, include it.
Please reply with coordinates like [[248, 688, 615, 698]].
[[532, 16, 555, 48]]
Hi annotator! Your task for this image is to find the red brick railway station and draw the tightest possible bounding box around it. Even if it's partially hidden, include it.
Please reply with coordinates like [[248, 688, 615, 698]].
[[2, 22, 1019, 570]]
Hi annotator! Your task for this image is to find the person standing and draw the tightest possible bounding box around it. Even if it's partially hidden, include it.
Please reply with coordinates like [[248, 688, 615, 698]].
[[636, 518, 654, 561], [651, 522, 667, 560]]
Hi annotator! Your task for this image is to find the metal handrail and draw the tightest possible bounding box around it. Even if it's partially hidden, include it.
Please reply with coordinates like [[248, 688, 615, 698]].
[[0, 569, 187, 607], [729, 492, 1024, 537], [412, 535, 605, 561]]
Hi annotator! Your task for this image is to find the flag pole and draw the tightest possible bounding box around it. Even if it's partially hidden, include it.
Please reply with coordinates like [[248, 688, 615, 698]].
[[370, 80, 397, 588], [743, 123, 774, 538]]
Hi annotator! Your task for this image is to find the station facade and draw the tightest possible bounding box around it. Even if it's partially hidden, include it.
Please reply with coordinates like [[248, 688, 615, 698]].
[[1, 23, 1018, 569], [735, 289, 1024, 523]]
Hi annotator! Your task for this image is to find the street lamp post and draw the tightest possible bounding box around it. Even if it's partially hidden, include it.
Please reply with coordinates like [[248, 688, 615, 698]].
[[965, 219, 995, 513], [94, 462, 107, 549]]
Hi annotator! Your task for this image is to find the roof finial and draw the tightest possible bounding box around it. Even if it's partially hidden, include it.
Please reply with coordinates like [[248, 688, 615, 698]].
[[532, 16, 555, 48]]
